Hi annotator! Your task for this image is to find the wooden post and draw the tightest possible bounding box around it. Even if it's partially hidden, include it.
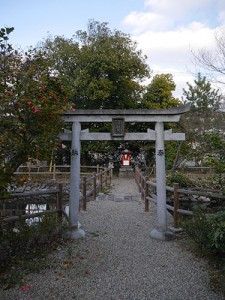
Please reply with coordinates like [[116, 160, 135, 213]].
[[93, 172, 97, 200], [100, 171, 103, 192], [141, 175, 145, 200], [27, 161, 31, 181], [135, 166, 137, 184], [97, 164, 99, 174], [105, 168, 108, 186], [139, 170, 142, 191], [109, 168, 112, 184], [153, 164, 156, 177], [173, 183, 180, 228], [57, 184, 63, 221], [134, 166, 136, 183], [138, 172, 142, 193], [144, 179, 149, 212], [53, 163, 56, 181], [210, 165, 212, 175], [137, 166, 140, 186], [82, 176, 87, 211]]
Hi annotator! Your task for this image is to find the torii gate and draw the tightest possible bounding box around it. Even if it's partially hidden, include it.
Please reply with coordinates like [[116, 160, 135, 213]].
[[60, 104, 190, 241]]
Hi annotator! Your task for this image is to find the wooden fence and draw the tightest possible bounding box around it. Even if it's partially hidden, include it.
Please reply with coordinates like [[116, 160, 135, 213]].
[[1, 167, 113, 223], [0, 186, 63, 223], [178, 166, 215, 175], [135, 166, 225, 228], [14, 164, 104, 181], [81, 167, 113, 211]]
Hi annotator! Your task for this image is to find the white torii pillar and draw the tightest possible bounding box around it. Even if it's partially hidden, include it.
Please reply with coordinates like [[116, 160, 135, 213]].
[[150, 122, 173, 241], [65, 121, 85, 239]]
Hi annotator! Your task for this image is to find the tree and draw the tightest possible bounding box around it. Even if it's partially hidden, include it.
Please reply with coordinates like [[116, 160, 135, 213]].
[[193, 29, 225, 85], [182, 73, 222, 115], [141, 73, 181, 109], [138, 74, 181, 170], [41, 20, 151, 109], [190, 31, 225, 177], [165, 73, 224, 175], [176, 73, 224, 172], [39, 20, 151, 166], [182, 72, 223, 136], [205, 132, 225, 177], [0, 27, 69, 194]]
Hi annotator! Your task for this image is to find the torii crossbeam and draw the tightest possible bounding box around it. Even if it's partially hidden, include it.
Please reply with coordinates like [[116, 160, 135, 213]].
[[60, 104, 190, 241]]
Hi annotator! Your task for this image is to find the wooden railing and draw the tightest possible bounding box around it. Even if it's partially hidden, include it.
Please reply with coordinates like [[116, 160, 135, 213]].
[[81, 167, 113, 211], [135, 166, 225, 228], [0, 184, 64, 223], [14, 164, 104, 181], [178, 166, 216, 174], [1, 167, 113, 223]]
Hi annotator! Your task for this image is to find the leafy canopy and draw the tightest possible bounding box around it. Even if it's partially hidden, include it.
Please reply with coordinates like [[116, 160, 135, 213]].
[[0, 27, 69, 194], [141, 73, 181, 109], [41, 20, 151, 109]]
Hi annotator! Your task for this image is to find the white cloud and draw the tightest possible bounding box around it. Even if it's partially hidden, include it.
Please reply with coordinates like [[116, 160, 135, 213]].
[[144, 0, 212, 14], [218, 10, 225, 24], [124, 11, 172, 33], [124, 0, 225, 32], [133, 23, 215, 70], [122, 0, 225, 98]]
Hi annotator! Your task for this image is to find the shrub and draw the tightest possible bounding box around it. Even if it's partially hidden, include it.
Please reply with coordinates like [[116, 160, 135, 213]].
[[183, 209, 225, 255], [167, 172, 193, 188], [0, 214, 66, 288]]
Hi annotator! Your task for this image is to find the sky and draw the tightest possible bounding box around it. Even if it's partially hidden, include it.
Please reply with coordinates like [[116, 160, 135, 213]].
[[2, 0, 225, 98]]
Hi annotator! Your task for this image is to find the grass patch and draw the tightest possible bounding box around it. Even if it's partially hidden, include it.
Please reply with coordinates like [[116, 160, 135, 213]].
[[181, 211, 225, 297]]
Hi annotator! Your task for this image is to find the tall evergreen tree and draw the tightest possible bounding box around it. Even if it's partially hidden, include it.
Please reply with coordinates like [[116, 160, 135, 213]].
[[182, 73, 222, 115], [141, 73, 181, 109], [178, 73, 225, 172]]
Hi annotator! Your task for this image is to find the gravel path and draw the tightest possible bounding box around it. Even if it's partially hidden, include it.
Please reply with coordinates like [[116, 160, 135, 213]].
[[1, 178, 224, 300]]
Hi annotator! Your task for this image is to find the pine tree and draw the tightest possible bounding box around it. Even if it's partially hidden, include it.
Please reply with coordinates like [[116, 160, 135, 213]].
[[182, 73, 222, 115]]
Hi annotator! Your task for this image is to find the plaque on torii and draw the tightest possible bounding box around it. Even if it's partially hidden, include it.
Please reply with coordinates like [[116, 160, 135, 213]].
[[112, 118, 125, 137], [59, 104, 190, 241]]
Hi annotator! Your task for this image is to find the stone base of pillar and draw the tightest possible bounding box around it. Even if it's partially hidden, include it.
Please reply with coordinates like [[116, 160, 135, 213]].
[[168, 226, 183, 234], [119, 166, 134, 177], [64, 228, 85, 239], [150, 229, 174, 241]]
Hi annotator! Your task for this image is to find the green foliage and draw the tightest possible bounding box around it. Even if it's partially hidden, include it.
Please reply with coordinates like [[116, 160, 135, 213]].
[[165, 141, 192, 172], [204, 132, 225, 175], [167, 172, 193, 187], [138, 73, 182, 168], [141, 73, 181, 109], [178, 73, 224, 173], [41, 20, 151, 109], [183, 73, 222, 114], [0, 215, 66, 288], [0, 27, 70, 194], [40, 20, 151, 165], [183, 210, 225, 255]]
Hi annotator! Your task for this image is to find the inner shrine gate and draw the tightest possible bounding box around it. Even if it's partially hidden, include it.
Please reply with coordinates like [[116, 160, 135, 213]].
[[60, 104, 190, 241]]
